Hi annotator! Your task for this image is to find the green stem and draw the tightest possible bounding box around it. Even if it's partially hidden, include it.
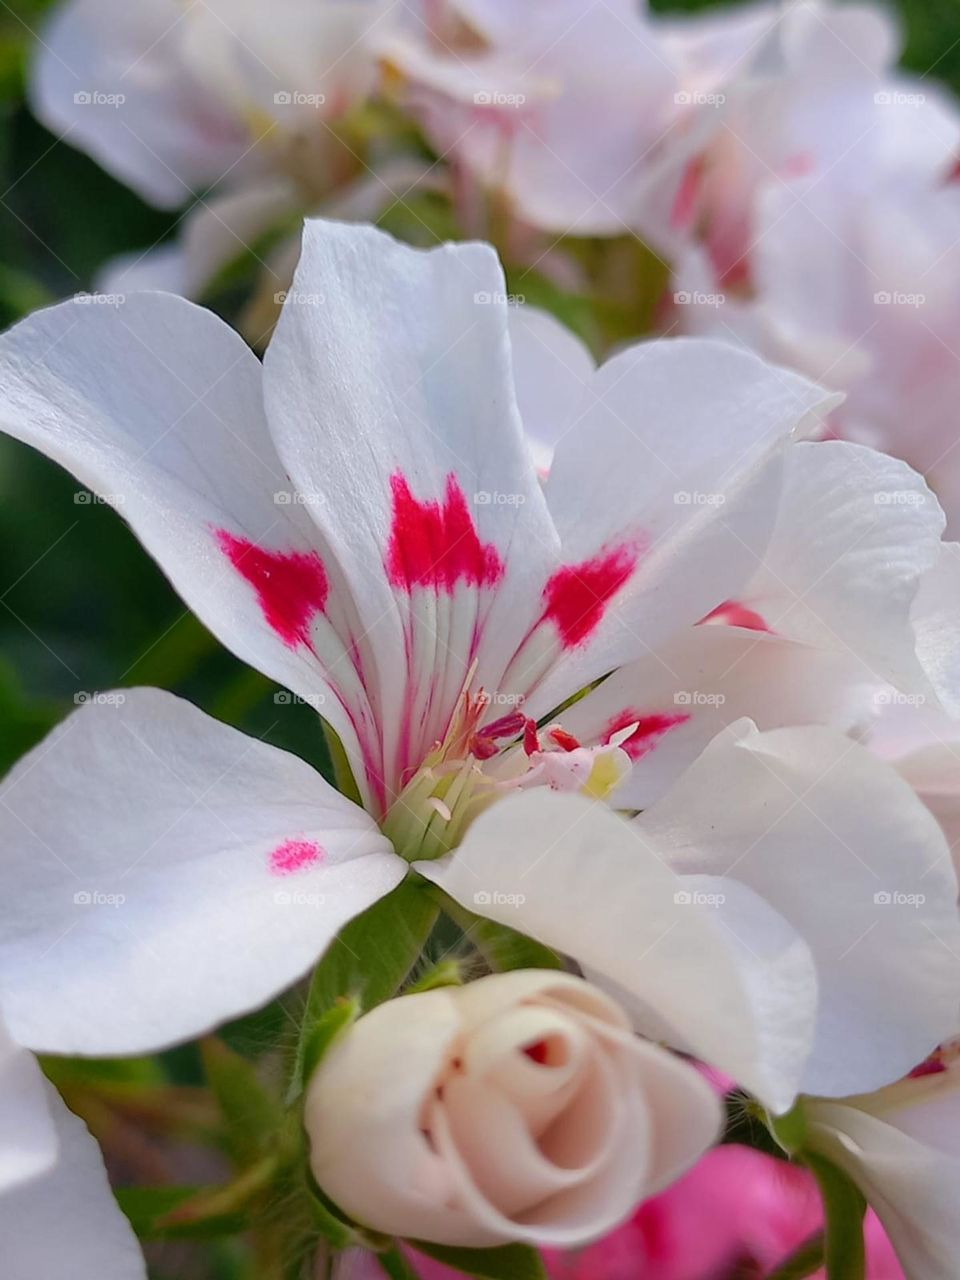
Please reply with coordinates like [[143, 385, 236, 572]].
[[805, 1153, 867, 1280]]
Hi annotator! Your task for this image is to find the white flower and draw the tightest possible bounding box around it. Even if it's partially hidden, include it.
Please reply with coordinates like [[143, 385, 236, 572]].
[[32, 0, 391, 209], [805, 1041, 960, 1280], [305, 970, 721, 1246], [0, 220, 955, 1118], [379, 0, 772, 237], [0, 1014, 145, 1278]]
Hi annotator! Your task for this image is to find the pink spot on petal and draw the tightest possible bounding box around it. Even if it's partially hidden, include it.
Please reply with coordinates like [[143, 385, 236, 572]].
[[269, 838, 325, 876], [542, 543, 640, 649], [386, 471, 504, 593], [604, 709, 690, 762], [701, 600, 770, 632], [216, 530, 328, 649]]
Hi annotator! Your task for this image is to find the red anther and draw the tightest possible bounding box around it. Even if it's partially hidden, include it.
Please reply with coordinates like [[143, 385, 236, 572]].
[[548, 727, 581, 753], [469, 735, 500, 761], [484, 710, 526, 740], [523, 718, 541, 756]]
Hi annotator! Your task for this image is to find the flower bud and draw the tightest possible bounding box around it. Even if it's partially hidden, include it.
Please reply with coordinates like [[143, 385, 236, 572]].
[[304, 970, 721, 1248]]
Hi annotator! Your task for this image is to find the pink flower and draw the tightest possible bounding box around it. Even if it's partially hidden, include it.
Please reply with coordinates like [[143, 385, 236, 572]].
[[407, 1146, 903, 1280]]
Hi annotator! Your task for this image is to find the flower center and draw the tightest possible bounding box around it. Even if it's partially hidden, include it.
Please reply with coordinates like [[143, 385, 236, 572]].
[[381, 672, 633, 861]]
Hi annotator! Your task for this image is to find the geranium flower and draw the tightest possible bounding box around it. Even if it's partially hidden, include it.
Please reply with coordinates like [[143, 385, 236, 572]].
[[0, 1014, 145, 1278], [0, 219, 956, 1122]]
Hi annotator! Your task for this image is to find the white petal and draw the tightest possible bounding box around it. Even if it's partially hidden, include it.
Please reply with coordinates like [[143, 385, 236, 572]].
[[521, 339, 839, 717], [807, 1099, 960, 1280], [912, 542, 960, 718], [0, 1082, 146, 1279], [263, 218, 558, 796], [561, 623, 879, 808], [739, 441, 944, 695], [507, 306, 595, 474], [0, 689, 402, 1054], [0, 290, 380, 805], [0, 1020, 57, 1194], [640, 720, 960, 1096], [30, 0, 252, 207], [418, 790, 818, 1112]]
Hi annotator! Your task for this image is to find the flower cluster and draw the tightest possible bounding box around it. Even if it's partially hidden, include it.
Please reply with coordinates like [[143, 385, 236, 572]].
[[1, 1, 960, 1278]]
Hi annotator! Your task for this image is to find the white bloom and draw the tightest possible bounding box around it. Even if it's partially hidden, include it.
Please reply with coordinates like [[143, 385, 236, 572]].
[[0, 1015, 145, 1278], [805, 1042, 960, 1280], [379, 0, 772, 237], [0, 220, 955, 1117], [304, 970, 721, 1246]]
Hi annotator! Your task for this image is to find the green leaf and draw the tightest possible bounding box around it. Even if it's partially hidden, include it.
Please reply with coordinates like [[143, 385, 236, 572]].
[[805, 1153, 867, 1280], [116, 1185, 201, 1237], [411, 1242, 548, 1280], [201, 1037, 283, 1166], [150, 1157, 279, 1239], [290, 878, 439, 1095]]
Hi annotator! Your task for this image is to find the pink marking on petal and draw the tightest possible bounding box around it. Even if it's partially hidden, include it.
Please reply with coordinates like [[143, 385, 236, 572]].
[[215, 530, 328, 649], [702, 600, 770, 632], [385, 471, 504, 593], [269, 838, 325, 876], [542, 543, 640, 649], [670, 156, 705, 232], [604, 709, 690, 762]]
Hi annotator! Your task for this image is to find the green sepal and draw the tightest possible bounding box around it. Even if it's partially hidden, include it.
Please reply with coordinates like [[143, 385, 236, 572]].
[[434, 891, 564, 972], [290, 878, 439, 1097], [299, 997, 361, 1085]]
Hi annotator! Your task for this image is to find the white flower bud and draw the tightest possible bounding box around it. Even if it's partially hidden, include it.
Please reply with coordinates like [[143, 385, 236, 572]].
[[304, 970, 721, 1248]]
